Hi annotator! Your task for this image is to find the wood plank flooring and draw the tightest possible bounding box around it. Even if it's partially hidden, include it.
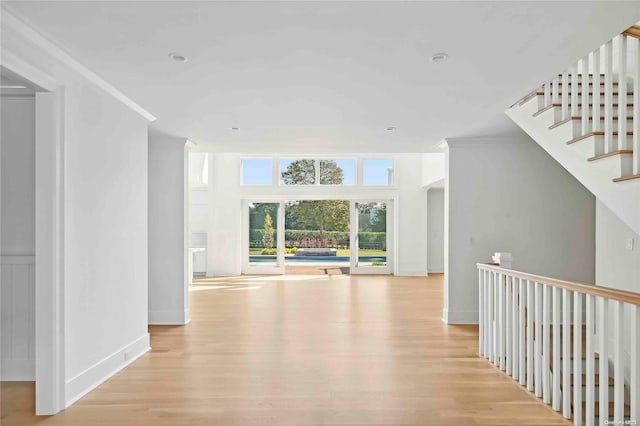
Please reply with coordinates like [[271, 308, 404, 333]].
[[1, 274, 569, 425]]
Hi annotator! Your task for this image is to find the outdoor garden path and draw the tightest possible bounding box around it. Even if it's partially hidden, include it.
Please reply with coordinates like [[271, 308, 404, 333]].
[[2, 274, 569, 425]]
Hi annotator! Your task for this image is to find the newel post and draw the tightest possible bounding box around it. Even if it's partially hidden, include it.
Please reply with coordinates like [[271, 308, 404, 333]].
[[492, 252, 514, 269]]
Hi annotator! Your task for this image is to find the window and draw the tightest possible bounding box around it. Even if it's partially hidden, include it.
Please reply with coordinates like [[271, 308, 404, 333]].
[[241, 159, 272, 185], [320, 159, 355, 185], [280, 159, 316, 185], [362, 159, 394, 185]]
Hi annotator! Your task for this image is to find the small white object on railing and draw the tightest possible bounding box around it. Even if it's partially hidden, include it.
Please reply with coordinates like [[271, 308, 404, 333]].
[[492, 252, 513, 269]]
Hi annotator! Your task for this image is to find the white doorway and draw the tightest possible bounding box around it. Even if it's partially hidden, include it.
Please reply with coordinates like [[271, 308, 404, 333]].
[[1, 63, 65, 415], [350, 200, 393, 275]]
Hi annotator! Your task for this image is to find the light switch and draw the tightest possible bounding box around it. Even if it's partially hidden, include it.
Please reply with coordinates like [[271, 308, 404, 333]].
[[625, 238, 634, 251]]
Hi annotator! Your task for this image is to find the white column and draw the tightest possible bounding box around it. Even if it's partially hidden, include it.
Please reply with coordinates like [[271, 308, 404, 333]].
[[633, 37, 640, 175], [527, 280, 534, 392], [585, 294, 596, 426], [598, 297, 609, 423], [631, 304, 639, 424], [506, 276, 512, 376], [618, 34, 629, 150], [479, 269, 484, 356], [562, 289, 571, 418], [542, 284, 551, 404], [552, 286, 561, 411], [518, 278, 526, 386], [561, 72, 570, 120], [535, 282, 542, 397], [581, 56, 590, 136], [613, 301, 624, 423]]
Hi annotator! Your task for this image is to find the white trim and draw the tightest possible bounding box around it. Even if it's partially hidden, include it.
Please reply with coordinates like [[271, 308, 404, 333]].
[[149, 309, 191, 325], [65, 333, 150, 407], [1, 48, 60, 92], [1, 359, 35, 381], [445, 136, 528, 148], [442, 309, 479, 324], [1, 6, 156, 122]]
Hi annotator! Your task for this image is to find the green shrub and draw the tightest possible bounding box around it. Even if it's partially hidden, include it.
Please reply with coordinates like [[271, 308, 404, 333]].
[[371, 260, 385, 266], [261, 248, 277, 255]]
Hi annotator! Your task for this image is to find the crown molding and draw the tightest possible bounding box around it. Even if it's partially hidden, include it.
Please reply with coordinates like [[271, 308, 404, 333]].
[[444, 135, 529, 148], [1, 5, 156, 122]]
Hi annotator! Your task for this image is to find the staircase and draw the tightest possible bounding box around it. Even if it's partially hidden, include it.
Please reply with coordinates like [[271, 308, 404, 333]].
[[477, 264, 640, 426], [506, 26, 640, 236]]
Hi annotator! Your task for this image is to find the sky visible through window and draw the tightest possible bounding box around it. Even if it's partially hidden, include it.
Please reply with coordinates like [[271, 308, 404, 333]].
[[241, 158, 393, 185]]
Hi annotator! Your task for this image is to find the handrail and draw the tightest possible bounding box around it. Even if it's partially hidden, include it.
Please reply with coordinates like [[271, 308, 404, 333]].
[[477, 263, 640, 305]]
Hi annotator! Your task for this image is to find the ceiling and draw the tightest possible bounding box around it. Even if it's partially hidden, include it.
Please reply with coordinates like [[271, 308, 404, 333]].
[[5, 1, 640, 153]]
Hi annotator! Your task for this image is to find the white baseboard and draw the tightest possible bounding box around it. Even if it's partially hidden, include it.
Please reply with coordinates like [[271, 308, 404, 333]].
[[1, 358, 35, 381], [148, 309, 191, 325], [442, 309, 478, 324], [65, 333, 150, 407], [396, 269, 427, 277], [427, 266, 444, 274]]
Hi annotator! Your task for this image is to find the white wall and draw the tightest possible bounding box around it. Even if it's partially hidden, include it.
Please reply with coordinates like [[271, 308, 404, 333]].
[[444, 135, 596, 324], [148, 134, 190, 325], [596, 199, 640, 292], [2, 15, 152, 407], [427, 188, 444, 274], [196, 154, 429, 276], [1, 96, 36, 380]]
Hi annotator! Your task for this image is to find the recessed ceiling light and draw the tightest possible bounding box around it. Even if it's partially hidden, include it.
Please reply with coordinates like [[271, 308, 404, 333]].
[[386, 126, 396, 131], [169, 52, 188, 63], [231, 127, 240, 131], [431, 52, 449, 63]]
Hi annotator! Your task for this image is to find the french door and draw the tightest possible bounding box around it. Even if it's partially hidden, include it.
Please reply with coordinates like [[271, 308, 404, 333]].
[[243, 200, 285, 274], [350, 200, 392, 275]]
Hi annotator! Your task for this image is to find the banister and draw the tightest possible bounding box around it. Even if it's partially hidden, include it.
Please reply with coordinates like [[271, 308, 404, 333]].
[[477, 263, 640, 305]]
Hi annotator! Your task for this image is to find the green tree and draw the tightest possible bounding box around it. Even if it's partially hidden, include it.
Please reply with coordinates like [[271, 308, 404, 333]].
[[262, 213, 274, 249], [281, 160, 349, 244]]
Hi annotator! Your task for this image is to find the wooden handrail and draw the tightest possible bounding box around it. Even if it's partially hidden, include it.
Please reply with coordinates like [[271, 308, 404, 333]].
[[477, 263, 640, 305]]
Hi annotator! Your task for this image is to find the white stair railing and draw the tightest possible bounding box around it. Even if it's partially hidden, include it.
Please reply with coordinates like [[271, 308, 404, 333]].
[[478, 262, 640, 426], [534, 29, 640, 178]]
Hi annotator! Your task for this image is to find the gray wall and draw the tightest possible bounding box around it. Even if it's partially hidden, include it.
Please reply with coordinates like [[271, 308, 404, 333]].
[[444, 134, 596, 324], [427, 188, 444, 273], [148, 134, 190, 325], [596, 199, 640, 292]]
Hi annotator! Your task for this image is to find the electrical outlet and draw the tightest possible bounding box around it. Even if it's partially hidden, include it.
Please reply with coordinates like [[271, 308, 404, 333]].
[[625, 238, 634, 251]]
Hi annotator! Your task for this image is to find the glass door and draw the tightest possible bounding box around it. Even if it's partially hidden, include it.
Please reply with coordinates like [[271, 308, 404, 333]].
[[350, 200, 391, 274], [244, 201, 284, 274]]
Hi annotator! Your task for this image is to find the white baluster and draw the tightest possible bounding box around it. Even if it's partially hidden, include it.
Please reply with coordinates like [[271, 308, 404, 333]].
[[544, 82, 551, 108], [527, 280, 534, 392], [552, 286, 561, 411], [500, 273, 506, 371], [506, 276, 512, 376], [552, 76, 560, 105], [493, 272, 499, 365], [519, 278, 526, 386], [598, 297, 609, 423], [543, 284, 551, 404], [571, 63, 579, 119], [562, 289, 571, 418], [485, 270, 491, 360], [613, 300, 624, 424], [633, 36, 640, 175], [479, 269, 484, 356], [535, 282, 542, 397], [573, 292, 583, 425], [562, 72, 570, 120], [581, 56, 590, 136], [586, 294, 596, 426], [618, 34, 629, 150], [593, 48, 602, 154], [632, 304, 639, 424], [512, 277, 519, 380], [604, 39, 615, 153]]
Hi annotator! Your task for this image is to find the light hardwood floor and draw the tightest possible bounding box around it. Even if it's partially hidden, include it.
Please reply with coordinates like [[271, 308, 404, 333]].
[[1, 274, 569, 425]]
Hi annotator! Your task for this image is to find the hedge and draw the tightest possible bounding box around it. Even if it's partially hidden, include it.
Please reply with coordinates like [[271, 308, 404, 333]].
[[249, 229, 386, 248]]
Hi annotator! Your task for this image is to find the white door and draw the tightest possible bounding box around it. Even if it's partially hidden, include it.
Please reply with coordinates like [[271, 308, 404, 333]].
[[350, 200, 391, 274], [243, 200, 285, 274]]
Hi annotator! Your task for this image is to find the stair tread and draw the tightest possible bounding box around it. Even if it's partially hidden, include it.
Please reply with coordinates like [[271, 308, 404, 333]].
[[613, 174, 640, 183], [567, 132, 633, 145], [588, 150, 634, 162]]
